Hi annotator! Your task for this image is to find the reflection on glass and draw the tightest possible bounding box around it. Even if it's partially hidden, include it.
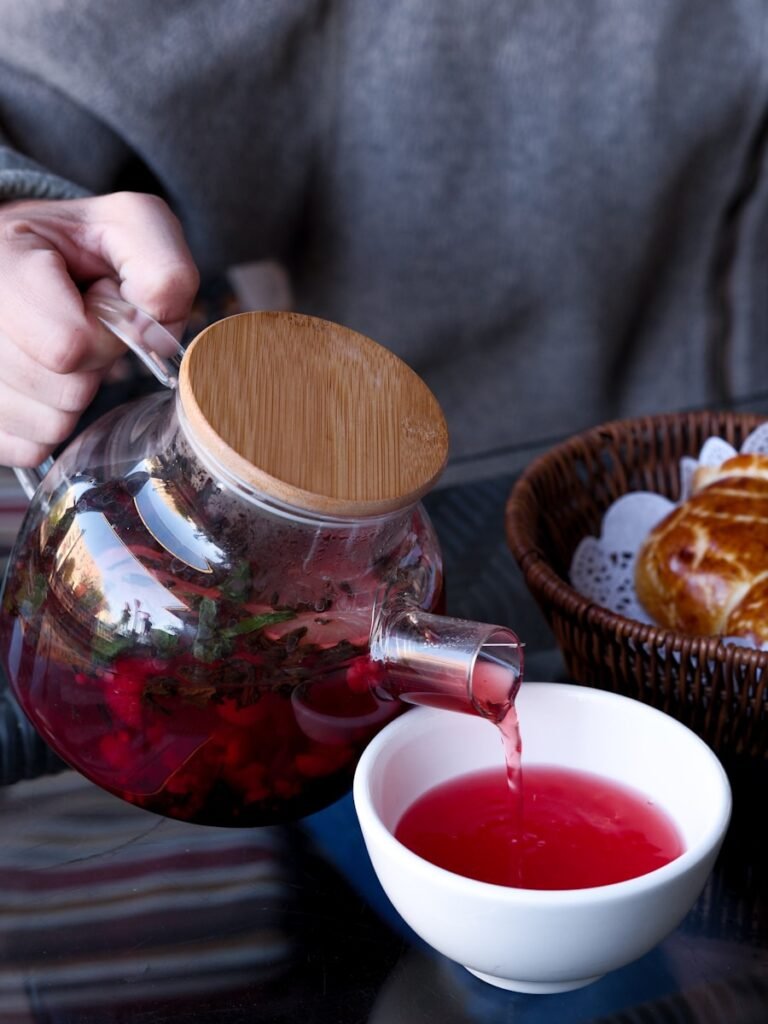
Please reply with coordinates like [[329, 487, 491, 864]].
[[53, 508, 186, 635], [0, 430, 439, 827], [133, 461, 227, 573]]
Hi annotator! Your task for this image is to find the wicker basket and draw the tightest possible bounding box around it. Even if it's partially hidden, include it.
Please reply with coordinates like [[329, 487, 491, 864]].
[[505, 410, 768, 761]]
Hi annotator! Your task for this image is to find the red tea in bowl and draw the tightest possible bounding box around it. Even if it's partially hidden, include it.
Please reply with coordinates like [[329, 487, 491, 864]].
[[394, 762, 685, 889]]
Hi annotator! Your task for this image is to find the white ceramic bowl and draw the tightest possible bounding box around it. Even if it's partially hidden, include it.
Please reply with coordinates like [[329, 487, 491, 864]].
[[353, 682, 732, 994]]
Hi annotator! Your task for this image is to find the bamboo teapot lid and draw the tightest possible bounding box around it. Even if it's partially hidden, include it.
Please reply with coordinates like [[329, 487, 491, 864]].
[[178, 311, 449, 516]]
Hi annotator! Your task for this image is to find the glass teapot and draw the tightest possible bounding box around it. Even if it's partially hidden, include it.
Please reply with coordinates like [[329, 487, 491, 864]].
[[0, 299, 522, 827]]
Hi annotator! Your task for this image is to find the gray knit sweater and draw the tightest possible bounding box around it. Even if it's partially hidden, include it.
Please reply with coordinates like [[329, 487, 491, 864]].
[[1, 1, 767, 478]]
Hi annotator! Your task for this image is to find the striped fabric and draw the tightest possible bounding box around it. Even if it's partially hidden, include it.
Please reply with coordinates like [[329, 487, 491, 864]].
[[0, 773, 297, 1018]]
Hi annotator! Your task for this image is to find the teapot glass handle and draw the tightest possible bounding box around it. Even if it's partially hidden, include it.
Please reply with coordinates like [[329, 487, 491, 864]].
[[86, 294, 185, 387], [13, 294, 185, 500]]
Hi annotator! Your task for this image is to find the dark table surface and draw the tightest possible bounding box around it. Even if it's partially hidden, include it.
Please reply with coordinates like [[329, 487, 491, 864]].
[[0, 451, 767, 1023]]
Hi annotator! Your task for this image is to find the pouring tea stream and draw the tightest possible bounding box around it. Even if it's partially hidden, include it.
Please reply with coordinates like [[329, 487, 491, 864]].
[[0, 299, 523, 826]]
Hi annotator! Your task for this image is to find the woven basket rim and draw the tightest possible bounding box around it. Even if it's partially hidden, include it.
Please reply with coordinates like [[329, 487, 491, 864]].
[[505, 409, 768, 668]]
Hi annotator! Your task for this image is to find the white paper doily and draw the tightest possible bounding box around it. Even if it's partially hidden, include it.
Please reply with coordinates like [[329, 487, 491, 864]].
[[569, 423, 768, 640]]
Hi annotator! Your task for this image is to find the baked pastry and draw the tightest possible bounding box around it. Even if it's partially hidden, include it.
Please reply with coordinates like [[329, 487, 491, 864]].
[[634, 453, 768, 645]]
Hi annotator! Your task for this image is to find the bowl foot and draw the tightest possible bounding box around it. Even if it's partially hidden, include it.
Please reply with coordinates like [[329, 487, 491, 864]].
[[465, 968, 602, 994]]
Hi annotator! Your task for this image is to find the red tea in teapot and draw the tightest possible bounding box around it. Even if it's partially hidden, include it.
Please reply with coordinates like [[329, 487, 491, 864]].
[[1, 468, 440, 827]]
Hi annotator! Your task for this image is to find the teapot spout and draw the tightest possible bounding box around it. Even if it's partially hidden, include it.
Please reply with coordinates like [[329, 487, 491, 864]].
[[370, 602, 524, 723]]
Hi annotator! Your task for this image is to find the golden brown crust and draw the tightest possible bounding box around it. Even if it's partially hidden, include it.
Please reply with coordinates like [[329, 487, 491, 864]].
[[724, 575, 768, 647], [634, 453, 768, 644], [691, 452, 768, 494]]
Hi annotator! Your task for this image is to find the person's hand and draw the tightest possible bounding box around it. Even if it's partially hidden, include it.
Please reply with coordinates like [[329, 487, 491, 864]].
[[0, 192, 199, 467]]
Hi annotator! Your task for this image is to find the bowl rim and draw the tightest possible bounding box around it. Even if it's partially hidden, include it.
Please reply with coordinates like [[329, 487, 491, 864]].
[[353, 682, 733, 905]]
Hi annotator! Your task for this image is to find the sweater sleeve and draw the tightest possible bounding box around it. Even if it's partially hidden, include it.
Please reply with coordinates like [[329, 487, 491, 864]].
[[0, 54, 143, 204], [0, 134, 89, 202]]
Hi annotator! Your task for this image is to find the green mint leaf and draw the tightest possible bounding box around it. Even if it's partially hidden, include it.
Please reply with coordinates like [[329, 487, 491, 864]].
[[193, 635, 233, 663], [220, 560, 252, 602], [223, 610, 295, 637], [193, 596, 226, 662], [197, 597, 218, 634]]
